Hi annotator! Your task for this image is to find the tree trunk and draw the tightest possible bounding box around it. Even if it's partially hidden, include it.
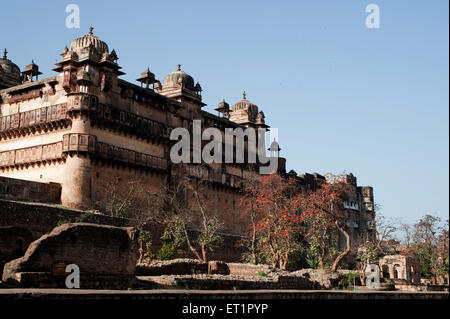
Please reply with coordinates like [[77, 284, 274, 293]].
[[272, 253, 280, 268], [251, 221, 257, 265], [272, 258, 279, 269], [360, 262, 367, 286], [201, 244, 207, 262], [138, 242, 143, 264], [280, 252, 289, 270], [268, 241, 279, 268], [183, 223, 202, 261], [331, 221, 351, 272]]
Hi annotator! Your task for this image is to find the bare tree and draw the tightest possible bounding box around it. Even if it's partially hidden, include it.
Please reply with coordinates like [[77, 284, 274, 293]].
[[374, 213, 399, 250], [399, 223, 413, 247], [158, 171, 223, 262], [103, 178, 160, 264]]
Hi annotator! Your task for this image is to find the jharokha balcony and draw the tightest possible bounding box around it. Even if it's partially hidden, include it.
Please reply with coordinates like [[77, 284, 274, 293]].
[[0, 93, 172, 142], [0, 103, 69, 139], [0, 133, 167, 171], [62, 133, 168, 171]]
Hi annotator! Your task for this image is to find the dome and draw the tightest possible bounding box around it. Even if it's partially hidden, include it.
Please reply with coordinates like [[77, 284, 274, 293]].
[[70, 27, 109, 55], [231, 91, 259, 114], [0, 49, 21, 88], [162, 64, 195, 90]]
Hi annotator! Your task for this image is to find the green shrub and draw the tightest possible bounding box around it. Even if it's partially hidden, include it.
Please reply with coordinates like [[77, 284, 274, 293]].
[[306, 256, 321, 269], [157, 242, 179, 260], [337, 272, 360, 289], [257, 271, 267, 277]]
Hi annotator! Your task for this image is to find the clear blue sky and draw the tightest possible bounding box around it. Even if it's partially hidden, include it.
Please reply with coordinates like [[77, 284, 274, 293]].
[[1, 0, 448, 225]]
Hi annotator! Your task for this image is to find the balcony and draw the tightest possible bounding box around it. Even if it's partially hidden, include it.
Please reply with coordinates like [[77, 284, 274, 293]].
[[0, 142, 63, 167], [62, 133, 96, 153], [90, 103, 172, 140], [61, 133, 168, 171], [0, 103, 69, 137]]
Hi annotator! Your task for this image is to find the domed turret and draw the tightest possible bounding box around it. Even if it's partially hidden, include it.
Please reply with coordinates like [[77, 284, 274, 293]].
[[54, 27, 124, 78], [162, 64, 195, 90], [70, 26, 109, 56], [229, 91, 259, 124], [0, 48, 21, 89], [231, 91, 258, 113]]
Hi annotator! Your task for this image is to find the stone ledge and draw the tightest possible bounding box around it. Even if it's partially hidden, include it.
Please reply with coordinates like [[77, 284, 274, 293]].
[[0, 288, 448, 300]]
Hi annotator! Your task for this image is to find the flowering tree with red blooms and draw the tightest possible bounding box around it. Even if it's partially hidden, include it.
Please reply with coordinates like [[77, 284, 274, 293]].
[[241, 173, 303, 269], [294, 181, 352, 272]]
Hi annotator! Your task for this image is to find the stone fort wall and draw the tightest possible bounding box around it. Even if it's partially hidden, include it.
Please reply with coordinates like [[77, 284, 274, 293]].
[[0, 199, 243, 262], [0, 176, 61, 203]]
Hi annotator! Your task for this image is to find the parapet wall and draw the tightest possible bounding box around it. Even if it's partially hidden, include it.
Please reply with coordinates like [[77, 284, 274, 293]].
[[0, 199, 127, 240], [0, 176, 61, 203]]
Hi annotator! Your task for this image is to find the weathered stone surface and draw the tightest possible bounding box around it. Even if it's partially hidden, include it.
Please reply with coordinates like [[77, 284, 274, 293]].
[[137, 273, 314, 290], [0, 200, 244, 262], [2, 223, 138, 286], [0, 226, 33, 277], [293, 269, 349, 289], [208, 260, 230, 275], [227, 263, 272, 276], [0, 177, 61, 204], [379, 254, 421, 284], [136, 258, 208, 276], [0, 288, 448, 300], [0, 199, 130, 240]]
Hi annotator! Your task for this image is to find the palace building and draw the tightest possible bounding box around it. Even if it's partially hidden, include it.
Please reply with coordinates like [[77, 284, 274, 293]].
[[0, 28, 374, 242]]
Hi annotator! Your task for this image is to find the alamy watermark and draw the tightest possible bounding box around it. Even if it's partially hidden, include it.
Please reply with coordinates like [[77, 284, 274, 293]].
[[65, 4, 80, 29], [365, 264, 381, 289], [366, 4, 380, 29], [65, 264, 80, 288]]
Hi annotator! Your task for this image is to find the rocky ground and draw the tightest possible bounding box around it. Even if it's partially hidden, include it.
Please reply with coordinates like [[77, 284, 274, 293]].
[[134, 259, 356, 290]]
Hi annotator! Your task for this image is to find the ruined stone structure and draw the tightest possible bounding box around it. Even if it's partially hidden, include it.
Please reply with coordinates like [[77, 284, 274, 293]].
[[0, 226, 33, 278], [0, 28, 374, 243], [379, 254, 421, 284], [2, 223, 138, 288], [0, 199, 243, 262]]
